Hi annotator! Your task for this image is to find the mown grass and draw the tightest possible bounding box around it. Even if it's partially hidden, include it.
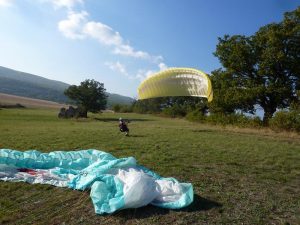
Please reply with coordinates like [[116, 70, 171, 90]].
[[0, 108, 299, 225]]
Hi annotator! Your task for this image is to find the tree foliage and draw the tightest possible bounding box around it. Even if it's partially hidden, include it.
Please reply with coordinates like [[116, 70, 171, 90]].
[[209, 69, 256, 115], [64, 79, 107, 117], [213, 7, 300, 123], [132, 97, 208, 116], [132, 98, 166, 114]]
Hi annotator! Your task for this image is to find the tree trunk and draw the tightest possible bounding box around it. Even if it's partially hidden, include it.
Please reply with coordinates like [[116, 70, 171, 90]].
[[262, 107, 276, 125], [82, 109, 87, 118]]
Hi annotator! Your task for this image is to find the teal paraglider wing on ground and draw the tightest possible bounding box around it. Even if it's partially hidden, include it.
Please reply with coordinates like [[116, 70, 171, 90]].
[[0, 149, 193, 214]]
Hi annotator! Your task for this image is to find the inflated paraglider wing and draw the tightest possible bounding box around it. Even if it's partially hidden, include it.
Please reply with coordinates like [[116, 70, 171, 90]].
[[137, 68, 213, 102]]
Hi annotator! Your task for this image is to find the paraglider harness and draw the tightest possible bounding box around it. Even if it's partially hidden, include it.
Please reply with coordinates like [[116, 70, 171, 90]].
[[119, 118, 129, 135]]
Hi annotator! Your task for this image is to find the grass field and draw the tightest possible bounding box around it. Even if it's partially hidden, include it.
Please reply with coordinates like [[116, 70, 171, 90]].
[[0, 108, 299, 225]]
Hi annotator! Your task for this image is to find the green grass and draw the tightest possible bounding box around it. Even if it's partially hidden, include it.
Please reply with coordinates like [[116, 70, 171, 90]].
[[0, 108, 299, 225]]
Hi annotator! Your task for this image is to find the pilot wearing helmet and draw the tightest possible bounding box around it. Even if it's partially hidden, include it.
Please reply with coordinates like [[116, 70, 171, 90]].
[[119, 118, 129, 136]]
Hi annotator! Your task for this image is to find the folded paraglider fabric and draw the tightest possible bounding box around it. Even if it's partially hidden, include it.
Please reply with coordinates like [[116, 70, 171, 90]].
[[0, 149, 193, 214]]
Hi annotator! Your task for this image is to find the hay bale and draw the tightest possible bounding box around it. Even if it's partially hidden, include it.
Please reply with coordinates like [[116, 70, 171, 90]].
[[58, 107, 66, 118], [58, 106, 86, 118]]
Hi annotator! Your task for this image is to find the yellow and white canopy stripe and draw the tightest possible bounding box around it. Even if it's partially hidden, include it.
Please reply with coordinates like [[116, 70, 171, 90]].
[[138, 68, 213, 102]]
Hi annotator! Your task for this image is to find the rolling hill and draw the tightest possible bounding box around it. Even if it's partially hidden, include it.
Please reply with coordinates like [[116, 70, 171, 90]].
[[0, 66, 134, 108], [0, 93, 70, 109]]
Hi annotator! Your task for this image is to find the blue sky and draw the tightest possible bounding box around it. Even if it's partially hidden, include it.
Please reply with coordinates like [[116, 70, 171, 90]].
[[0, 0, 299, 98]]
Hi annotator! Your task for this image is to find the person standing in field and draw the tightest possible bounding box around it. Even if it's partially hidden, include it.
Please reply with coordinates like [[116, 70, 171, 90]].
[[119, 118, 129, 136]]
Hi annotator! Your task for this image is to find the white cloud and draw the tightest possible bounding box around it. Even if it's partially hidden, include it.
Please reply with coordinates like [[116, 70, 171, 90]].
[[113, 44, 150, 59], [0, 0, 14, 7], [105, 61, 168, 81], [58, 10, 163, 62], [114, 45, 163, 63], [49, 0, 83, 9], [134, 63, 168, 81], [158, 62, 168, 71], [134, 69, 155, 81], [83, 22, 161, 61], [105, 61, 129, 77], [83, 21, 123, 46], [53, 1, 167, 78], [58, 11, 88, 39]]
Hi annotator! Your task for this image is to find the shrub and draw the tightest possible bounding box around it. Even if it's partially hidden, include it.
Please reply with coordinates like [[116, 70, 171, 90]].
[[112, 104, 121, 112], [113, 104, 132, 113], [0, 103, 25, 109], [119, 105, 133, 113], [186, 111, 263, 128], [270, 111, 300, 132], [162, 105, 186, 118], [247, 116, 264, 128], [186, 110, 206, 122], [205, 113, 263, 127]]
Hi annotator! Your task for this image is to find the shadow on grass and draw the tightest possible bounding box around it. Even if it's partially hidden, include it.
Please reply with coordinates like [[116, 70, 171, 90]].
[[112, 194, 221, 219], [192, 129, 214, 133], [127, 134, 146, 138], [94, 118, 152, 122], [180, 194, 222, 212], [113, 205, 169, 219]]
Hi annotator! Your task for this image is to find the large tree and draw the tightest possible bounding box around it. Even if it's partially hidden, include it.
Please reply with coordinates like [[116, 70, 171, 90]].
[[213, 7, 300, 123], [64, 79, 107, 117]]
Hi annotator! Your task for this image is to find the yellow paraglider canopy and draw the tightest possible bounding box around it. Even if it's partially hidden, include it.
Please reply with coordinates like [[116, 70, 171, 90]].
[[138, 67, 213, 102]]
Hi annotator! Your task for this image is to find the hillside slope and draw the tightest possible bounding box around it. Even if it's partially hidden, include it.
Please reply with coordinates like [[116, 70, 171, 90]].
[[0, 93, 69, 109], [0, 66, 134, 107]]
